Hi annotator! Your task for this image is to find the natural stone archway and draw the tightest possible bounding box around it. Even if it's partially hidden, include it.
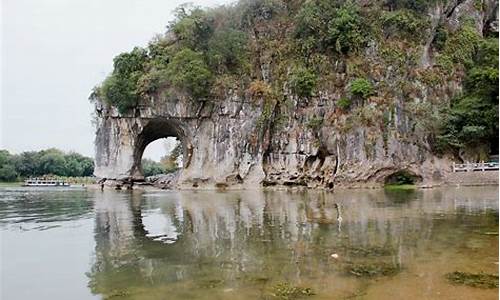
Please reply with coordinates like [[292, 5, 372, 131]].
[[94, 115, 197, 185], [132, 119, 188, 179], [93, 97, 267, 188]]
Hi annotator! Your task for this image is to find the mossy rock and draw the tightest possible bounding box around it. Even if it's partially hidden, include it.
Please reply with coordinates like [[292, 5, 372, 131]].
[[446, 271, 499, 289], [340, 245, 396, 257], [345, 262, 401, 278], [271, 282, 315, 299], [199, 279, 225, 289]]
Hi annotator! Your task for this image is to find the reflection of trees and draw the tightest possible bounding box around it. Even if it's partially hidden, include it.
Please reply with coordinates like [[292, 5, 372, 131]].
[[87, 187, 498, 297], [0, 189, 93, 225]]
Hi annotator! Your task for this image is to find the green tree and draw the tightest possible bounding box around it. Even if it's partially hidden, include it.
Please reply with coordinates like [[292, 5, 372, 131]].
[[295, 1, 367, 55], [38, 149, 67, 175], [0, 164, 18, 182], [327, 3, 367, 54], [437, 38, 499, 160], [239, 0, 284, 29], [0, 149, 94, 181], [166, 49, 213, 99], [382, 10, 428, 40], [101, 47, 148, 113], [384, 0, 437, 12], [142, 159, 165, 177], [0, 150, 12, 167], [207, 29, 249, 74], [0, 150, 19, 181], [160, 142, 182, 173], [64, 152, 94, 177], [169, 4, 213, 50], [14, 151, 40, 177]]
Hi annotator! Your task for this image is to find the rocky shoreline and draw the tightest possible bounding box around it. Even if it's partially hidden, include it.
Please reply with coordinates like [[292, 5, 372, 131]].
[[93, 170, 498, 191]]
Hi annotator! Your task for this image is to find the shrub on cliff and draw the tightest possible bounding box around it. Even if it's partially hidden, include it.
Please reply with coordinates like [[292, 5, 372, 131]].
[[337, 97, 352, 110], [169, 4, 213, 51], [437, 37, 499, 160], [350, 78, 374, 99], [239, 0, 285, 28], [295, 1, 367, 55], [384, 0, 437, 13], [207, 29, 249, 74], [101, 47, 148, 113], [166, 49, 213, 99], [437, 23, 481, 69], [381, 10, 428, 40], [289, 66, 317, 98]]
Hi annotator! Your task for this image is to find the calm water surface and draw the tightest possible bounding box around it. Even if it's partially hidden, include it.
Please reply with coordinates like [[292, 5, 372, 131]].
[[0, 186, 498, 299]]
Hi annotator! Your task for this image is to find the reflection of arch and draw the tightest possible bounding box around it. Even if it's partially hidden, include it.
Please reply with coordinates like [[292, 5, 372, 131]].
[[89, 188, 500, 298], [129, 192, 186, 254], [131, 118, 192, 180]]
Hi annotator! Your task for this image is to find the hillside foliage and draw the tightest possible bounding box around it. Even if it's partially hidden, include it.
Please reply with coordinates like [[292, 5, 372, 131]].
[[94, 0, 499, 161]]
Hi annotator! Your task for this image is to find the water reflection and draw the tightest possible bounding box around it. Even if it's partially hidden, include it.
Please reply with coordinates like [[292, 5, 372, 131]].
[[0, 187, 93, 229], [88, 187, 498, 299]]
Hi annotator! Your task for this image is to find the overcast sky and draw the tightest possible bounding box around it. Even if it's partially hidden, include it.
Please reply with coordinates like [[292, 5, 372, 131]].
[[1, 0, 232, 160]]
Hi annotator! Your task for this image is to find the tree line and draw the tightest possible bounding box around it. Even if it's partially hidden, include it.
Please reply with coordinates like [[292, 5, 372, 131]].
[[0, 142, 183, 181], [0, 149, 94, 182]]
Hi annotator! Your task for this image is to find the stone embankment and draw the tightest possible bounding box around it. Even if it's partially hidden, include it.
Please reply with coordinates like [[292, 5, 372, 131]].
[[445, 171, 499, 186]]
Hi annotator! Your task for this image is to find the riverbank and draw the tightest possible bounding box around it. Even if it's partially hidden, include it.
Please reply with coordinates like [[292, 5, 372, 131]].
[[5, 170, 496, 191], [90, 171, 498, 192]]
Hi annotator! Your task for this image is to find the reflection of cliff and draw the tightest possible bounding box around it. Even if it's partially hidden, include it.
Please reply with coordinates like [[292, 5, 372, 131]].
[[87, 187, 498, 296]]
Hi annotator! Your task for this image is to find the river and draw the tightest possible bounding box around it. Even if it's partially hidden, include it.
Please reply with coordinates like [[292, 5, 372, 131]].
[[0, 186, 498, 299]]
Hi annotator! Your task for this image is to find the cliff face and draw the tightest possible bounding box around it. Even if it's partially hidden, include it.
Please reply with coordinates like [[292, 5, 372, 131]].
[[93, 0, 498, 189]]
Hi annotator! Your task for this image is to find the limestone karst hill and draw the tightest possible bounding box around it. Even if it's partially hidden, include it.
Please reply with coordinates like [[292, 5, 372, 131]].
[[91, 0, 499, 188]]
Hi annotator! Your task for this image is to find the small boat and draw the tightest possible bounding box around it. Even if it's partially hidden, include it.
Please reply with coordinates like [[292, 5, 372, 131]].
[[23, 178, 70, 187]]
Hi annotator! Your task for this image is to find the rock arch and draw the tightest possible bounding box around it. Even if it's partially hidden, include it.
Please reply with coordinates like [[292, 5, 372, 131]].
[[132, 119, 190, 179], [93, 99, 266, 188], [94, 115, 199, 186]]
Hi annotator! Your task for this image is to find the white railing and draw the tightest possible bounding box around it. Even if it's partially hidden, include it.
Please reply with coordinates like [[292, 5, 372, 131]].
[[452, 161, 499, 172]]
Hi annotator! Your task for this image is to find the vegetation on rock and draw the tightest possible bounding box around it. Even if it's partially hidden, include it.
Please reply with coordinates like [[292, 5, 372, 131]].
[[436, 37, 499, 160], [93, 0, 498, 162], [350, 78, 374, 99], [289, 66, 317, 98], [271, 282, 314, 299], [346, 262, 401, 278], [446, 271, 499, 289]]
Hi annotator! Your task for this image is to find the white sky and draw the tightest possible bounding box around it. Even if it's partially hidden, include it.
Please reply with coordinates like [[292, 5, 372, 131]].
[[1, 0, 232, 161]]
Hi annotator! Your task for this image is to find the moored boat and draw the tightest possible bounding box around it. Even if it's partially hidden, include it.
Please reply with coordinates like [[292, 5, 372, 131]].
[[23, 178, 70, 187]]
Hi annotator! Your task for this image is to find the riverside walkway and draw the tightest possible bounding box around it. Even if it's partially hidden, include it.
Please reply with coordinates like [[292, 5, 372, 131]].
[[452, 161, 499, 172]]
